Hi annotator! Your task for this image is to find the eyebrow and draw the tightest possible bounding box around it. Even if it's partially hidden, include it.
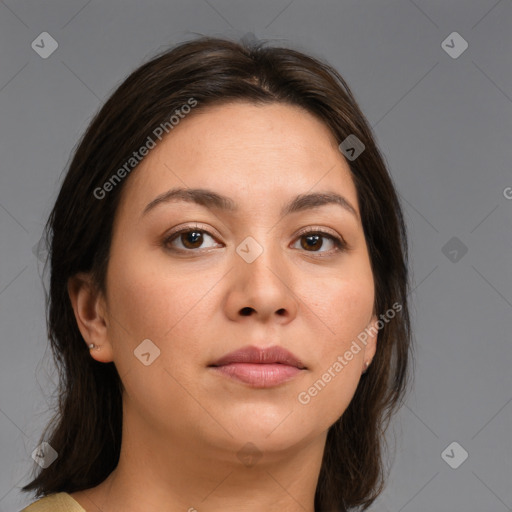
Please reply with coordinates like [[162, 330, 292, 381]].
[[142, 187, 358, 219]]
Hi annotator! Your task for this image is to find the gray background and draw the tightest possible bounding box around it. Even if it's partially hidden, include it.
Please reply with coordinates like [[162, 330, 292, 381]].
[[1, 1, 511, 511]]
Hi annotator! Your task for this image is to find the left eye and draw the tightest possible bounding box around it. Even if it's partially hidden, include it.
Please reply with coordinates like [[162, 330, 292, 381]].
[[292, 232, 342, 252]]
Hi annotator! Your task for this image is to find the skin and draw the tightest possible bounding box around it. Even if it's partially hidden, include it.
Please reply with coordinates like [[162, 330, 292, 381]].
[[67, 102, 378, 512]]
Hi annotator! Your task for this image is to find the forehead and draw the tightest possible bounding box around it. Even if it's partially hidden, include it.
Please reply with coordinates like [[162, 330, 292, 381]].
[[118, 101, 358, 217]]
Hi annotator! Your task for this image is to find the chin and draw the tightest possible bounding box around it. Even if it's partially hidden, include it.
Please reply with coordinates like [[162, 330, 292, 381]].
[[229, 414, 311, 445]]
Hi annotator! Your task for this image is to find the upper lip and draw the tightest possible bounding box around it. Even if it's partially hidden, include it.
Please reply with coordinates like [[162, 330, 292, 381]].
[[209, 345, 306, 369]]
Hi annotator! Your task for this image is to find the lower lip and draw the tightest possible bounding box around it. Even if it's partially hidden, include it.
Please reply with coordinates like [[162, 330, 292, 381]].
[[210, 363, 304, 388]]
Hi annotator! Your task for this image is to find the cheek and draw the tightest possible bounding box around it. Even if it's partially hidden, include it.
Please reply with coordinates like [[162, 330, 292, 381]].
[[104, 250, 221, 426], [294, 263, 374, 424], [105, 247, 229, 401], [332, 279, 374, 341], [300, 266, 374, 351], [296, 361, 362, 428], [107, 247, 223, 341]]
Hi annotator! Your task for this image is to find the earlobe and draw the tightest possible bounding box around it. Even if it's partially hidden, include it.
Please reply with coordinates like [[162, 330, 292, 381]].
[[67, 273, 114, 363], [362, 314, 379, 374]]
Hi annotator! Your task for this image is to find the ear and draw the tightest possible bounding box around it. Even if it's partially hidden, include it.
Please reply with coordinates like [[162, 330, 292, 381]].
[[362, 314, 379, 373], [67, 272, 114, 363]]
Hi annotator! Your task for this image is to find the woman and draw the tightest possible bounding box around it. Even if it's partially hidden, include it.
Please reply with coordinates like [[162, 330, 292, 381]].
[[21, 36, 412, 512]]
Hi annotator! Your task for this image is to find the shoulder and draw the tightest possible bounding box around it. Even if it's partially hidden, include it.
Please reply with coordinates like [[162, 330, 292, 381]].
[[20, 492, 86, 512]]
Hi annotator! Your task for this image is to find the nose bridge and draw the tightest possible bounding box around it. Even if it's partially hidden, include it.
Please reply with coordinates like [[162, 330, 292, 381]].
[[236, 231, 285, 286], [229, 230, 298, 320]]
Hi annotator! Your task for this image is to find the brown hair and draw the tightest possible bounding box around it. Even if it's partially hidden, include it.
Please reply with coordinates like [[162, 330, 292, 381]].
[[22, 36, 412, 511]]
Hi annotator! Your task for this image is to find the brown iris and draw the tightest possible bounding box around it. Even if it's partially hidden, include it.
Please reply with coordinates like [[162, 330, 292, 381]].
[[300, 234, 323, 251], [180, 231, 204, 249]]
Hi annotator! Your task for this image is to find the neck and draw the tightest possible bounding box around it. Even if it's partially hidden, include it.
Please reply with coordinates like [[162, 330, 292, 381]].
[[72, 405, 327, 512]]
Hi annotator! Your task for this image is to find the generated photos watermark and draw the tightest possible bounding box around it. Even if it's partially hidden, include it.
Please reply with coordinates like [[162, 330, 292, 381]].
[[93, 97, 198, 200], [297, 301, 402, 405]]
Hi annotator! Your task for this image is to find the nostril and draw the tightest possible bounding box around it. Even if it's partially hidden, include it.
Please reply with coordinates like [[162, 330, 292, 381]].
[[240, 307, 253, 316], [276, 308, 286, 316]]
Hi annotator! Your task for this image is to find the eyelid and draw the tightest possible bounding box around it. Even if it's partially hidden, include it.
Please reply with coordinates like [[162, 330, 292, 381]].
[[165, 222, 222, 241], [294, 225, 342, 240]]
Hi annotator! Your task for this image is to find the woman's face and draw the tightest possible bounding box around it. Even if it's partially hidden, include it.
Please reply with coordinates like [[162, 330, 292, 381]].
[[91, 102, 377, 459]]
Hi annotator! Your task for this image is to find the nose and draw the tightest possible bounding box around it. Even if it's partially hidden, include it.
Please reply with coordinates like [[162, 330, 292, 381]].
[[223, 240, 299, 324]]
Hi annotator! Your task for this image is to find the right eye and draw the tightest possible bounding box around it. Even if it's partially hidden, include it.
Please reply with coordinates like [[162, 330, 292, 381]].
[[163, 226, 222, 252]]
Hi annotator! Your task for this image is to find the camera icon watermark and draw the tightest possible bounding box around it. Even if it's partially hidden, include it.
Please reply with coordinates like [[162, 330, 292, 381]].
[[503, 187, 512, 200], [31, 32, 59, 59], [339, 134, 365, 161], [32, 236, 48, 263], [441, 32, 468, 59], [236, 236, 263, 263], [441, 441, 468, 469], [442, 236, 468, 263], [237, 442, 262, 468], [31, 442, 58, 468], [134, 338, 161, 366]]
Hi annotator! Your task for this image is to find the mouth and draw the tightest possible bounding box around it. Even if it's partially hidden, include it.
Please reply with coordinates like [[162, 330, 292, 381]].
[[208, 345, 307, 388]]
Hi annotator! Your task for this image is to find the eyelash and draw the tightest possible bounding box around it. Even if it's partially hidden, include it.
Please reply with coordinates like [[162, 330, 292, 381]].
[[162, 223, 347, 256]]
